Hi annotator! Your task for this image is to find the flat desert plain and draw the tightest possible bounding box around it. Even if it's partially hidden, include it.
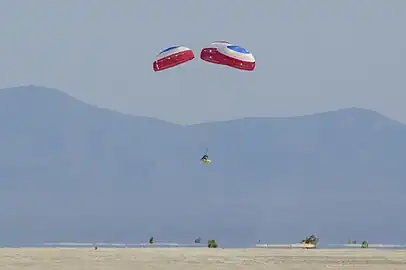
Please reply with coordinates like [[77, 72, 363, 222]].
[[1, 248, 405, 269]]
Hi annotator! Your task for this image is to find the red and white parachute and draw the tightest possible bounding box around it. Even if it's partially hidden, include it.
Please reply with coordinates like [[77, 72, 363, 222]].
[[200, 41, 232, 65], [200, 41, 255, 71], [152, 41, 255, 164], [153, 46, 195, 72]]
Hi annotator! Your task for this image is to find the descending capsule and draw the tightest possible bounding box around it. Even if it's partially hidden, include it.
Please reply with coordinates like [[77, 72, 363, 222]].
[[153, 46, 195, 72], [200, 41, 231, 65], [217, 45, 255, 71]]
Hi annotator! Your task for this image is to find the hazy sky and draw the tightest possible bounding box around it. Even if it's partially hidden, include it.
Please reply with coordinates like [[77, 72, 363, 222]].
[[0, 0, 405, 124]]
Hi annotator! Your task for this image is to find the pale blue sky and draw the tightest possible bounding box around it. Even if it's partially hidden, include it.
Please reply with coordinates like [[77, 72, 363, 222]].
[[0, 0, 405, 124]]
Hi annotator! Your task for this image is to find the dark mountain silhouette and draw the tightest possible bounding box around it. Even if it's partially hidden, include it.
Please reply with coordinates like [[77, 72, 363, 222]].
[[1, 85, 405, 246]]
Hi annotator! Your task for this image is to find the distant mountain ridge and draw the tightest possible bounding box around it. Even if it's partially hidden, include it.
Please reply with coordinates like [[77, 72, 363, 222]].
[[0, 85, 405, 246]]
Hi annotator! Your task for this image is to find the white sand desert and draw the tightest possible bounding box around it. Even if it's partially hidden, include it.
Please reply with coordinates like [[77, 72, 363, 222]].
[[1, 248, 405, 269]]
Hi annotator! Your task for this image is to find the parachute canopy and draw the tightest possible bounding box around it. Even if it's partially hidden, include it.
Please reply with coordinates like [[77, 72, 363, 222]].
[[153, 46, 195, 72], [219, 45, 255, 71], [200, 41, 231, 65], [200, 41, 255, 71]]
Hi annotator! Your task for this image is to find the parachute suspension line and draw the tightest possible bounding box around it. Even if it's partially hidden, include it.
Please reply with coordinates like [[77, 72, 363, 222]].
[[200, 124, 212, 164]]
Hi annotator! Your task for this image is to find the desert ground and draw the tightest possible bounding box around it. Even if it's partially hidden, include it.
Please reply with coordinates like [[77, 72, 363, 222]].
[[1, 248, 405, 269]]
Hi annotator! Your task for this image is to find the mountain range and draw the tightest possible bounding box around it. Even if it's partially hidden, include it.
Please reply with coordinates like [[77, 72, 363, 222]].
[[0, 85, 405, 246]]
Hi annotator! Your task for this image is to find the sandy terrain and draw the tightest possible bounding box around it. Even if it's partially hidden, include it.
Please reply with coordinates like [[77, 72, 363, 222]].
[[1, 248, 405, 269]]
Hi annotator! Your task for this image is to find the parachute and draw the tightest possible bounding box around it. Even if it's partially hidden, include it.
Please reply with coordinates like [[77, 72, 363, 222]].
[[218, 45, 255, 71], [153, 46, 195, 72], [200, 41, 232, 65], [153, 41, 255, 166], [200, 41, 255, 71]]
